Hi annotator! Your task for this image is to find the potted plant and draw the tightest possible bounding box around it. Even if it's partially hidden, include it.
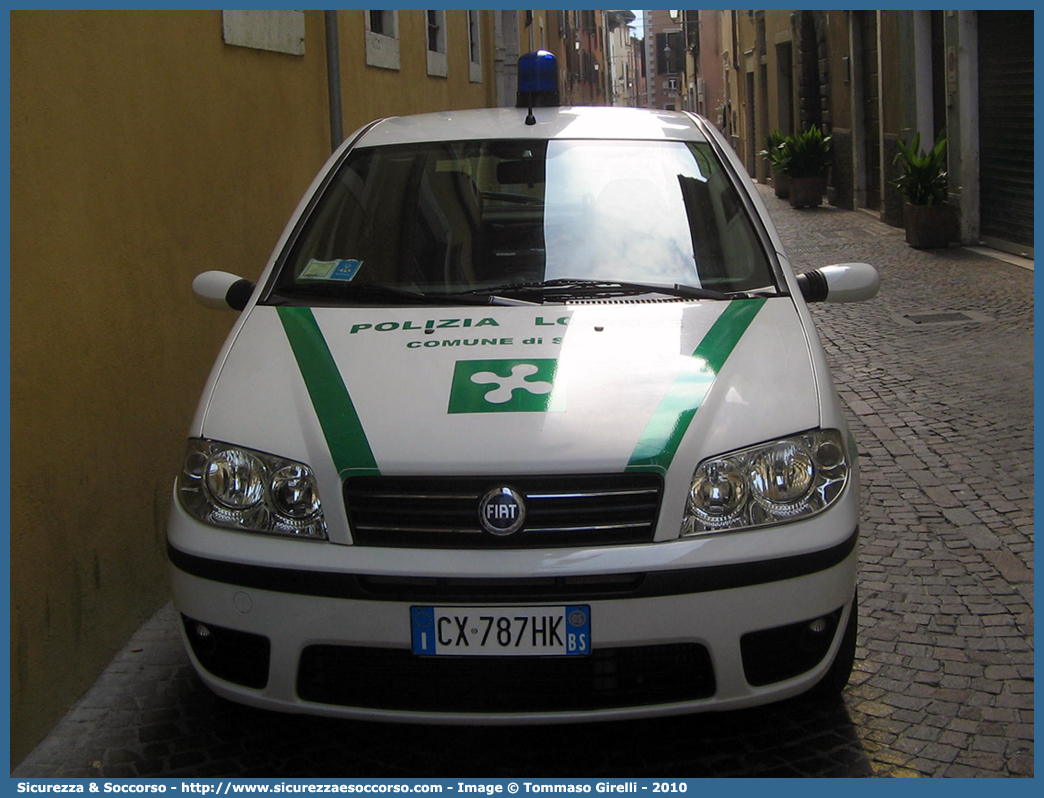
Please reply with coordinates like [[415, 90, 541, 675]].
[[759, 130, 790, 198], [780, 126, 831, 208], [891, 129, 958, 248]]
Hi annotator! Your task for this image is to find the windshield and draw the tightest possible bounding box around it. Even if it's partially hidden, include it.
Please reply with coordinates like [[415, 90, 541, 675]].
[[270, 138, 776, 303]]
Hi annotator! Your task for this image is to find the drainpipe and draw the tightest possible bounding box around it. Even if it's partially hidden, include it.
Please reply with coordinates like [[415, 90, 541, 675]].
[[325, 10, 344, 152]]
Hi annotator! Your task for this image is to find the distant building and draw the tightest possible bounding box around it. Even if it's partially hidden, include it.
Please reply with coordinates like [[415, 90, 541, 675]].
[[682, 11, 726, 132], [606, 10, 636, 107], [556, 10, 610, 105], [644, 9, 685, 110]]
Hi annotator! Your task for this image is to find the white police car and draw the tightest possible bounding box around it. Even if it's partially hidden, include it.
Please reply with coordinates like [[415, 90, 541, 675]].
[[170, 52, 879, 722]]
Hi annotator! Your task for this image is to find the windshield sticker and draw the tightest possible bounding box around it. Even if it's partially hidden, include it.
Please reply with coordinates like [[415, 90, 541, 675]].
[[300, 258, 363, 282], [627, 299, 767, 475], [449, 359, 564, 414]]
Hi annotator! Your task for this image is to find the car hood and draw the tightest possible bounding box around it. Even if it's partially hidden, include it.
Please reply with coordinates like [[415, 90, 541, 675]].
[[199, 298, 821, 480]]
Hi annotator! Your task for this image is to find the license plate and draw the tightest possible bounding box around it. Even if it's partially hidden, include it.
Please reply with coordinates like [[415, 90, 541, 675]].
[[411, 605, 591, 656]]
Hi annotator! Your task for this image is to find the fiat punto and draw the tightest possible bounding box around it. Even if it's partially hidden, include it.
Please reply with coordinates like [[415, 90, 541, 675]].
[[169, 54, 879, 723]]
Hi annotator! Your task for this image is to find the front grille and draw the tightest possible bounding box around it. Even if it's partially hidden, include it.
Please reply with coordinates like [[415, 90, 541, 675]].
[[345, 474, 663, 548], [297, 643, 715, 711]]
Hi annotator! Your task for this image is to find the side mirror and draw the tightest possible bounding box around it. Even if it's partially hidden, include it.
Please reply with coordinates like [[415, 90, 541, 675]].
[[192, 271, 256, 311], [797, 262, 880, 304]]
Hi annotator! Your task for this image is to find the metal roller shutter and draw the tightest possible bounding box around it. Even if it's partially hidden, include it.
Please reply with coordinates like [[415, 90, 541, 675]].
[[977, 11, 1034, 251]]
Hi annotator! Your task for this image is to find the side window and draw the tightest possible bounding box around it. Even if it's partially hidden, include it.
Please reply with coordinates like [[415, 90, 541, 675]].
[[365, 10, 399, 70], [426, 10, 447, 77]]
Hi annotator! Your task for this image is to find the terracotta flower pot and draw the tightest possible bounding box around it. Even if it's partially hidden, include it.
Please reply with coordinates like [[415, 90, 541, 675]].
[[788, 176, 825, 208], [904, 202, 958, 248]]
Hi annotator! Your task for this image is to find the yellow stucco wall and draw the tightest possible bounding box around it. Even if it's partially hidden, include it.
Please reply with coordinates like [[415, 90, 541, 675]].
[[10, 9, 498, 765], [337, 10, 497, 130]]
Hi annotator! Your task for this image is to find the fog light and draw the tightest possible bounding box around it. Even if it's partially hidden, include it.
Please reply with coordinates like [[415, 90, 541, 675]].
[[741, 608, 842, 685], [807, 617, 830, 635], [181, 615, 271, 689]]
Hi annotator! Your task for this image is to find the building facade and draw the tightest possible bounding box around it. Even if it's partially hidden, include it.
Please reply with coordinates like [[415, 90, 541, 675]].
[[558, 9, 611, 106], [606, 10, 637, 107], [678, 11, 726, 130], [644, 9, 686, 110], [718, 9, 1032, 255]]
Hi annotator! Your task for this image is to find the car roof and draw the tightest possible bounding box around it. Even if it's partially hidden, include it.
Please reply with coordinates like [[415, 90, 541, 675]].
[[356, 106, 711, 147]]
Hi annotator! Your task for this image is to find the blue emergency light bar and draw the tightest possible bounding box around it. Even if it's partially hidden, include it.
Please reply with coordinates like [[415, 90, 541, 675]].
[[516, 50, 560, 110]]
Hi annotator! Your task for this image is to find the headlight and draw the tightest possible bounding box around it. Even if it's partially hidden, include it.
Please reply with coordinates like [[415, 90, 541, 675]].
[[682, 429, 849, 536], [205, 449, 266, 510], [178, 439, 327, 539]]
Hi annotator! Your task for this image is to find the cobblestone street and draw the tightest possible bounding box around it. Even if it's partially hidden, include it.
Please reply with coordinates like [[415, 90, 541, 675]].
[[14, 185, 1033, 779]]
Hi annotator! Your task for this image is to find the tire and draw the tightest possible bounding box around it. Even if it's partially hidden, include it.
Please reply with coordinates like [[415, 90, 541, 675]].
[[805, 590, 858, 701]]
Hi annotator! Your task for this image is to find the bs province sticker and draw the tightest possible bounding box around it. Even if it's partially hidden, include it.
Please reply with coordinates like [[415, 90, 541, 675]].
[[448, 359, 564, 414]]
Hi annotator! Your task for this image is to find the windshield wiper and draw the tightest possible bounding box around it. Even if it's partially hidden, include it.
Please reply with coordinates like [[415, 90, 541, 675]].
[[451, 278, 734, 302], [267, 282, 528, 307]]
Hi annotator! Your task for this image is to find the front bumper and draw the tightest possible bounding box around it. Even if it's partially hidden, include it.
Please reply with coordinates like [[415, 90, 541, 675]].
[[168, 509, 858, 723]]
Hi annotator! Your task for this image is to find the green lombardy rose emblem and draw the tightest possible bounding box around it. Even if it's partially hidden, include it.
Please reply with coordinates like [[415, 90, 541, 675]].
[[448, 359, 563, 414]]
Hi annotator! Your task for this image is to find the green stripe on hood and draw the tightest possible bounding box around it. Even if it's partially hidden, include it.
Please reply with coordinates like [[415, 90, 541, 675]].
[[277, 306, 379, 477], [626, 298, 766, 475]]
